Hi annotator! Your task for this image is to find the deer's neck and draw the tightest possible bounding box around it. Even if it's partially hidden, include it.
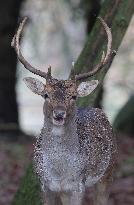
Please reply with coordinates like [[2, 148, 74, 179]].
[[42, 109, 78, 149]]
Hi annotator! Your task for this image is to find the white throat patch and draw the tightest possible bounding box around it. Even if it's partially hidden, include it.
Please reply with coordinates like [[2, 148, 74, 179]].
[[52, 126, 64, 136]]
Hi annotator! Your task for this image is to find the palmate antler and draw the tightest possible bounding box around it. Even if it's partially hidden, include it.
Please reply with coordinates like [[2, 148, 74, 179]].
[[75, 17, 116, 81], [11, 17, 51, 79]]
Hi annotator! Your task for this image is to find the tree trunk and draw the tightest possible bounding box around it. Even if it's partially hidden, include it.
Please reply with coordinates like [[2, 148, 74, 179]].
[[12, 0, 134, 204], [82, 0, 101, 34], [82, 0, 103, 108], [75, 0, 134, 107], [0, 0, 24, 137]]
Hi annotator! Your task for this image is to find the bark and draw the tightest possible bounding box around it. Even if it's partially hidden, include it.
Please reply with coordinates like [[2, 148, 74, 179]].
[[12, 0, 134, 204], [0, 1, 24, 133]]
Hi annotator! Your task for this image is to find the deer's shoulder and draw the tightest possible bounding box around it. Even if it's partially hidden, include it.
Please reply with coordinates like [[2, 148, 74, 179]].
[[76, 107, 114, 139], [76, 107, 109, 125]]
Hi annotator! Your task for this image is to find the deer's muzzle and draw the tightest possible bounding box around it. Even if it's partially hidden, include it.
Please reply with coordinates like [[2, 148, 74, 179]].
[[53, 108, 66, 126]]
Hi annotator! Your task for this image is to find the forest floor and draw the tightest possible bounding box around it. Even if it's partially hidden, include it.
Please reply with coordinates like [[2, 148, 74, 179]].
[[0, 133, 133, 205]]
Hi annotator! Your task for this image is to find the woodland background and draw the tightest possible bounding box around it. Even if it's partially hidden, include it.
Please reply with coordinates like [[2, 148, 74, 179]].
[[0, 0, 133, 205]]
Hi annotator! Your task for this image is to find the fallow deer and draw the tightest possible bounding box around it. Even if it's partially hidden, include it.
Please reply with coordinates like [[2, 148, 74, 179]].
[[11, 17, 117, 205]]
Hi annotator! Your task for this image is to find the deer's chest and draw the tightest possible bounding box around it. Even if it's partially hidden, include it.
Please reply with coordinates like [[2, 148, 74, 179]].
[[41, 127, 85, 192], [42, 147, 84, 192]]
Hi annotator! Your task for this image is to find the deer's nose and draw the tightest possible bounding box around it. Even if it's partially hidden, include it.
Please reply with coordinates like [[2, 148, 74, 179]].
[[53, 109, 66, 119]]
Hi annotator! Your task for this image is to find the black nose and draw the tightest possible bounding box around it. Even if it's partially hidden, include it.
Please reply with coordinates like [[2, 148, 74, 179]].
[[53, 110, 66, 119]]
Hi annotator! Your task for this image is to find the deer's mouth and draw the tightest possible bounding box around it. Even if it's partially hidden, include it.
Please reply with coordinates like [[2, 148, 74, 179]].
[[53, 116, 65, 126]]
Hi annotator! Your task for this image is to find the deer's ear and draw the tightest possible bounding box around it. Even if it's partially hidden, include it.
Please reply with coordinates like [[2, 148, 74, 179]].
[[23, 77, 45, 95], [77, 80, 99, 97]]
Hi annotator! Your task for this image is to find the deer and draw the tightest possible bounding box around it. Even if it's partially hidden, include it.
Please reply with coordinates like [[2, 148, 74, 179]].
[[11, 17, 117, 205]]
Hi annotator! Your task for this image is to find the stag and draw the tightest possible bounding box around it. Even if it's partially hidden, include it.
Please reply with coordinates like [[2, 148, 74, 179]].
[[12, 17, 117, 205]]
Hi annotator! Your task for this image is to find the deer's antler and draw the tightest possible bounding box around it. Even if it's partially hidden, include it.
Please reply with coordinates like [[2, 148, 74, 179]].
[[75, 17, 116, 81], [11, 17, 51, 79]]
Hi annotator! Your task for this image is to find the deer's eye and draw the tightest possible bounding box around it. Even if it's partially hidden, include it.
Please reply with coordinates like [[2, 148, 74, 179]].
[[44, 93, 49, 99], [71, 95, 77, 100]]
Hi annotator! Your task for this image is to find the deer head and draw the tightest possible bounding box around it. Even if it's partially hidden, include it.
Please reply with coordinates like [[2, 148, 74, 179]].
[[11, 17, 115, 126]]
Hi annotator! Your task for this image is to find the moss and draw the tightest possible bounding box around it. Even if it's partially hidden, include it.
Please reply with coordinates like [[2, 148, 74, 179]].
[[12, 163, 42, 205]]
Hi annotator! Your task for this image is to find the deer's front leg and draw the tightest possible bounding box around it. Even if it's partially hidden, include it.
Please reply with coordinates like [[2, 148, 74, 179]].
[[43, 190, 62, 205], [93, 181, 109, 205], [60, 191, 84, 205], [93, 161, 116, 205], [93, 172, 113, 205]]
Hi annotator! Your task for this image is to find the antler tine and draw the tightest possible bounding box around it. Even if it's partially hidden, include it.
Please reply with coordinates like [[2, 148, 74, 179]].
[[11, 17, 49, 79], [75, 17, 116, 81], [99, 17, 112, 63], [70, 62, 76, 80]]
